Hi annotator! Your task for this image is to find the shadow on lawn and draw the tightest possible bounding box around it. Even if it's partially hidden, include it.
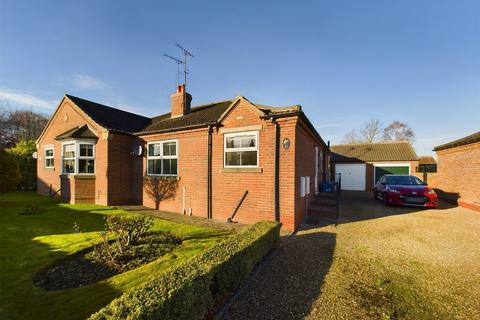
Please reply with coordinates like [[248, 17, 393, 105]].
[[302, 190, 459, 229], [222, 232, 336, 320], [0, 194, 124, 320]]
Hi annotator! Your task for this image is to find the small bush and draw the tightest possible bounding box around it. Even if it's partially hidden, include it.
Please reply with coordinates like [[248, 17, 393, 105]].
[[7, 140, 37, 191], [89, 221, 281, 320], [19, 203, 39, 215], [0, 148, 21, 192], [90, 215, 153, 270]]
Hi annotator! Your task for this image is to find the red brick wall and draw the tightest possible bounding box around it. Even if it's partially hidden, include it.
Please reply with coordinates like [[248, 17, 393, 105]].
[[295, 121, 328, 227], [37, 97, 108, 205], [107, 133, 142, 205], [139, 99, 323, 230], [140, 128, 208, 216], [434, 142, 480, 211]]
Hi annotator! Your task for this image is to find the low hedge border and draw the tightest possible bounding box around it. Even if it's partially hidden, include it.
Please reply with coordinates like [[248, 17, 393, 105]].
[[89, 221, 281, 320]]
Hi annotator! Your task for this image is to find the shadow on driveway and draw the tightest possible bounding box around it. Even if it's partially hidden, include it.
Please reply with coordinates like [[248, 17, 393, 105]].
[[301, 191, 458, 229], [221, 232, 336, 320]]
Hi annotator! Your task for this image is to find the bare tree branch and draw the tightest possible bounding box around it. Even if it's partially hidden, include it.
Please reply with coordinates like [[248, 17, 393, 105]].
[[383, 121, 416, 143]]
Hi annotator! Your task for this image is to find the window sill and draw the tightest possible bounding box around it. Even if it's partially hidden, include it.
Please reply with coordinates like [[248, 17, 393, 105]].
[[44, 167, 55, 171], [60, 174, 96, 180], [222, 167, 263, 173], [145, 175, 181, 181]]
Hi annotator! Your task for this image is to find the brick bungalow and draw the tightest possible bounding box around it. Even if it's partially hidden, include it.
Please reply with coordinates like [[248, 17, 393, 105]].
[[432, 131, 480, 212], [36, 85, 329, 230], [330, 141, 419, 191]]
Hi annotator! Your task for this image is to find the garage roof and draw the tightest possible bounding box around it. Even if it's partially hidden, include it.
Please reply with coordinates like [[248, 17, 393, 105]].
[[331, 141, 418, 162], [433, 131, 480, 151]]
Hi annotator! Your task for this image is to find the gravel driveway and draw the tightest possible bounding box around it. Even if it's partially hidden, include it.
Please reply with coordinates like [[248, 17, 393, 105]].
[[221, 192, 480, 320]]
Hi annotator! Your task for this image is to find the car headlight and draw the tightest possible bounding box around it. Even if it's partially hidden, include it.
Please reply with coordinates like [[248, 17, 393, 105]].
[[427, 189, 436, 195], [386, 186, 400, 193]]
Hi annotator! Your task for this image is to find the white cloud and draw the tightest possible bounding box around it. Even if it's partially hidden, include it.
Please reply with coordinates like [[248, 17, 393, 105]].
[[72, 73, 107, 90], [0, 88, 53, 109]]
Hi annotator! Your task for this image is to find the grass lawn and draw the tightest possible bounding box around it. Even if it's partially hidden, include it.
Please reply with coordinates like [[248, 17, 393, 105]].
[[224, 191, 480, 320], [0, 192, 231, 320]]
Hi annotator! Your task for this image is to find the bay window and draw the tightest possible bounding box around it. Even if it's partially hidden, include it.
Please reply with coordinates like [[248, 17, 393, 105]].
[[45, 147, 54, 168], [62, 141, 95, 174], [147, 140, 178, 176], [224, 131, 258, 167]]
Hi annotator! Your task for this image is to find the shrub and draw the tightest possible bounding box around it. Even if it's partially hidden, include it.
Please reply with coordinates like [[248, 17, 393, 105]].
[[7, 140, 37, 190], [19, 203, 39, 215], [89, 221, 281, 320], [0, 148, 21, 192], [91, 216, 156, 270]]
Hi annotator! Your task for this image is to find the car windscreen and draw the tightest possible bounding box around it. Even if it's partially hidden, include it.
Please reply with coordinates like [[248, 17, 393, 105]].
[[386, 176, 424, 185]]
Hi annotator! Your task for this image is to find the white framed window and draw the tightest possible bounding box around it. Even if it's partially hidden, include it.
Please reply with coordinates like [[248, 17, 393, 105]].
[[62, 143, 76, 174], [44, 147, 54, 169], [78, 143, 95, 174], [224, 131, 259, 167], [61, 140, 96, 175], [147, 140, 178, 176]]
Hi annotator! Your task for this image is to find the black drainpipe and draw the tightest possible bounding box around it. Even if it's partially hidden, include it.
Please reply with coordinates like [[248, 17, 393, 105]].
[[207, 123, 214, 219], [274, 120, 280, 222]]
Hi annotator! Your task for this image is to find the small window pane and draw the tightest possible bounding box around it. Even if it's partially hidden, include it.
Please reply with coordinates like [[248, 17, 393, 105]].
[[45, 149, 53, 157], [241, 151, 257, 166], [241, 136, 256, 148], [225, 152, 241, 166], [162, 159, 177, 175], [63, 144, 75, 158], [79, 159, 95, 173], [63, 159, 75, 173], [226, 137, 242, 149], [163, 142, 176, 156], [45, 158, 54, 168], [80, 144, 93, 157], [147, 159, 162, 175], [148, 144, 161, 156]]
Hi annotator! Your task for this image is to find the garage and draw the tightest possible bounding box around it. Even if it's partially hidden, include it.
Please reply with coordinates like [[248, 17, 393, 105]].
[[330, 141, 418, 191], [374, 165, 410, 184], [335, 163, 366, 191]]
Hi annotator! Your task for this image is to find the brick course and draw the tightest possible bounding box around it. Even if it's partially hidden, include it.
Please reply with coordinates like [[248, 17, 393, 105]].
[[432, 141, 480, 211]]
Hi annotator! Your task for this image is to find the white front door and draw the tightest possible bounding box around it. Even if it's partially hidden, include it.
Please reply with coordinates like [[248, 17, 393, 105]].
[[335, 163, 366, 191]]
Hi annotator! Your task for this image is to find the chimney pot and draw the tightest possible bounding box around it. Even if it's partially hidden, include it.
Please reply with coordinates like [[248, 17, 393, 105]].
[[171, 85, 192, 117]]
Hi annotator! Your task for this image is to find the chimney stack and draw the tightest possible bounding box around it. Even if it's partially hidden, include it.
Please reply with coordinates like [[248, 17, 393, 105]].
[[171, 84, 192, 118]]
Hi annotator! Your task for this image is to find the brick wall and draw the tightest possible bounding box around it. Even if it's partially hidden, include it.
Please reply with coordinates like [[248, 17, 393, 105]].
[[295, 121, 328, 228], [37, 97, 108, 205], [434, 142, 480, 211], [139, 99, 322, 231]]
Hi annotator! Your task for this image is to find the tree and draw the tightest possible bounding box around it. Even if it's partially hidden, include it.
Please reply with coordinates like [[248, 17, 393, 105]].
[[342, 118, 383, 143], [342, 129, 360, 144], [7, 140, 37, 190], [0, 107, 49, 148], [359, 118, 382, 143], [0, 148, 21, 192], [143, 177, 178, 210], [383, 121, 415, 143]]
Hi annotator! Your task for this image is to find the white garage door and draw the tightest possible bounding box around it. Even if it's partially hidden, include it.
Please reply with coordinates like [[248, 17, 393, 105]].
[[335, 164, 366, 191]]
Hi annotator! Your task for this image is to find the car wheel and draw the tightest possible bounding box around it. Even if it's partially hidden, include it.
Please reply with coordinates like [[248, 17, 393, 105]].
[[383, 194, 390, 206]]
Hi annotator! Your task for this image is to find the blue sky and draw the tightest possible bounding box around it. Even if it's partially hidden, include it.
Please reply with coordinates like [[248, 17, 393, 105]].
[[1, 0, 479, 156]]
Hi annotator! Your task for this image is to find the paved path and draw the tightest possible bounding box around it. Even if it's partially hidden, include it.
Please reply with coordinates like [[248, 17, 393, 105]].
[[221, 191, 480, 319], [116, 205, 246, 232]]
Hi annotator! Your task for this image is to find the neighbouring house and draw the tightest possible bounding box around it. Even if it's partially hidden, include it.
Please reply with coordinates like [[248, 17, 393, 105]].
[[433, 131, 480, 212], [330, 141, 419, 191], [417, 156, 437, 173], [36, 85, 329, 230]]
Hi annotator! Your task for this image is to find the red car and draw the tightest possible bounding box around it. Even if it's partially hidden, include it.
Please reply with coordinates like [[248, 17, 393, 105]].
[[374, 174, 438, 208]]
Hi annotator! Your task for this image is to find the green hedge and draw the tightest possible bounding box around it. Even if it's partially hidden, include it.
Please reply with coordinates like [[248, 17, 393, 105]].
[[89, 221, 281, 320]]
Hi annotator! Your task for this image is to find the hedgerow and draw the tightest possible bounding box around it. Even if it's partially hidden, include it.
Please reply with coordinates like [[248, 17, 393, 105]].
[[89, 221, 281, 320]]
